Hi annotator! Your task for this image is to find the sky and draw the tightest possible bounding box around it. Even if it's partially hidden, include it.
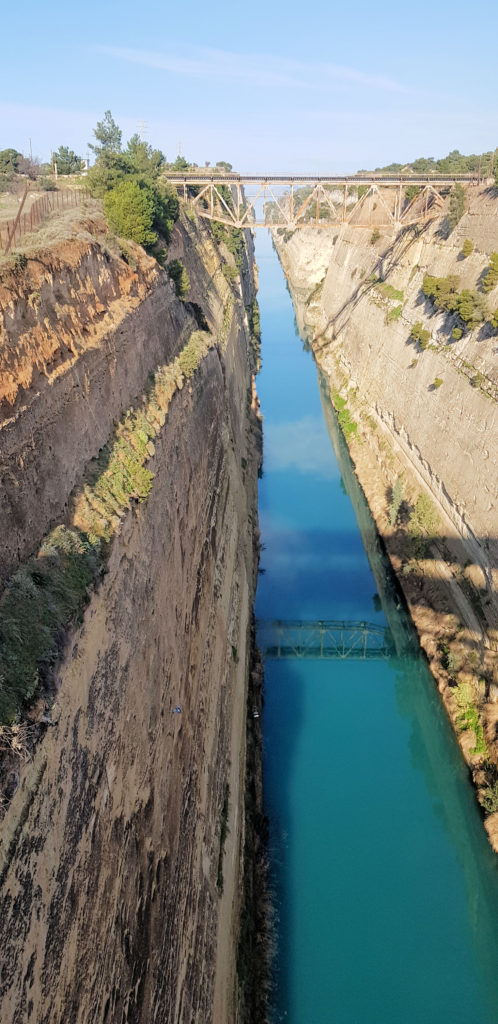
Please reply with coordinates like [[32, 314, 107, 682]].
[[1, 0, 498, 173]]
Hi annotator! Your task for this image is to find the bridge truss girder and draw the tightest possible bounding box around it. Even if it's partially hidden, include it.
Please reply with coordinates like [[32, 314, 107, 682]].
[[258, 619, 391, 661], [174, 180, 449, 231]]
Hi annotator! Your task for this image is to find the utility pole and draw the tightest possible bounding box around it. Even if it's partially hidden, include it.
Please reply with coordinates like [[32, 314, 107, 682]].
[[29, 138, 32, 162]]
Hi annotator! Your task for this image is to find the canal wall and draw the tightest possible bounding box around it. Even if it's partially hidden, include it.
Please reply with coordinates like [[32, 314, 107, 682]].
[[272, 185, 498, 849], [0, 208, 264, 1021]]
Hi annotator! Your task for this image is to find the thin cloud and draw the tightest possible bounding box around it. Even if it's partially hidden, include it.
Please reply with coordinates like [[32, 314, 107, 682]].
[[94, 44, 410, 94]]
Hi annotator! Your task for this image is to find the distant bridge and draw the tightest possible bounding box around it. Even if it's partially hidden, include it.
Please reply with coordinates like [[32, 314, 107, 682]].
[[166, 173, 479, 230], [258, 620, 392, 660]]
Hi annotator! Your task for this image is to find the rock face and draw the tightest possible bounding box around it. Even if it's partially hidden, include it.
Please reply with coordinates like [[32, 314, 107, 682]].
[[274, 186, 498, 620], [0, 212, 262, 1020]]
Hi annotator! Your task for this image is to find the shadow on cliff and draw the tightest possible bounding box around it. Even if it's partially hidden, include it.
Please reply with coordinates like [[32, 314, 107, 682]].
[[311, 222, 434, 354]]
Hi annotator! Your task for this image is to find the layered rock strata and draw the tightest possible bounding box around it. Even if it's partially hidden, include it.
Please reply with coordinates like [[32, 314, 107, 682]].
[[0, 210, 262, 1020]]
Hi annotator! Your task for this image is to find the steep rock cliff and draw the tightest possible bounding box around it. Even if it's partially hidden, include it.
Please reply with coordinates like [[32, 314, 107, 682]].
[[0, 209, 262, 1020]]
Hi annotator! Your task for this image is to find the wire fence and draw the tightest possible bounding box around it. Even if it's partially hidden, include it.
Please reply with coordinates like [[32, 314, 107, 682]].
[[0, 189, 88, 254]]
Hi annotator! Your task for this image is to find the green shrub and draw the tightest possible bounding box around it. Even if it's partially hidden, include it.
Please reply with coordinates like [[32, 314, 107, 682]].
[[452, 327, 463, 340], [422, 274, 487, 328], [456, 689, 487, 756], [422, 274, 460, 309], [447, 183, 465, 231], [222, 263, 239, 282], [38, 176, 57, 191], [386, 304, 402, 324], [482, 781, 498, 815], [332, 392, 358, 438], [9, 252, 28, 275], [461, 239, 474, 258], [491, 309, 498, 329], [471, 371, 485, 388], [432, 377, 444, 389], [481, 252, 498, 293], [370, 228, 380, 245], [379, 283, 404, 301], [104, 179, 157, 249], [455, 289, 488, 327], [409, 491, 440, 540], [167, 258, 190, 297], [410, 322, 431, 349], [405, 185, 421, 204]]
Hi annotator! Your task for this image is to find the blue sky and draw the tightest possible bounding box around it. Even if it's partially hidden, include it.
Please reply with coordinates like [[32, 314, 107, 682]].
[[1, 0, 497, 172]]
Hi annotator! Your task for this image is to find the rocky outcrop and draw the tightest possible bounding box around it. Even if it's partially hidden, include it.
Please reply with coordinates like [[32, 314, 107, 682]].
[[0, 210, 262, 1020]]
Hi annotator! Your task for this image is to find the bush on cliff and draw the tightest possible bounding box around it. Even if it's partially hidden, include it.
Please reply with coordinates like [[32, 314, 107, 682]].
[[422, 274, 487, 329], [104, 179, 158, 249], [408, 491, 440, 557], [481, 252, 498, 293], [88, 111, 179, 246], [167, 259, 190, 298], [447, 183, 465, 232], [410, 322, 431, 349]]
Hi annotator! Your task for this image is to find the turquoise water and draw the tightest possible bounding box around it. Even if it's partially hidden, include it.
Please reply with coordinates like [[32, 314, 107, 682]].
[[255, 231, 498, 1024]]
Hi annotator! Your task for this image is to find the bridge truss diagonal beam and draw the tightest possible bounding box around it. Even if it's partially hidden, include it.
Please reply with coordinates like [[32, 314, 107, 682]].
[[170, 174, 474, 230], [258, 619, 392, 661]]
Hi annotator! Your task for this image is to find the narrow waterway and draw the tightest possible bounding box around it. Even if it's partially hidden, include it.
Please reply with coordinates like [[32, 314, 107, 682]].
[[255, 231, 498, 1024]]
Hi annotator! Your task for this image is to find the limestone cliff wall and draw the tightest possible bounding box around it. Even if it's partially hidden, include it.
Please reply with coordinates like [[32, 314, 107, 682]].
[[274, 187, 498, 614], [0, 211, 262, 1020]]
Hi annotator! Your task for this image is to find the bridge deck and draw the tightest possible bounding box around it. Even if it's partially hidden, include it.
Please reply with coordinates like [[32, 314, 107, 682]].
[[167, 173, 479, 185]]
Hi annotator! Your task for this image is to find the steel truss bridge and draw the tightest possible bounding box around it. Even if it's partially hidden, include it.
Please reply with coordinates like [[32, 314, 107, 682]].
[[258, 620, 392, 660], [167, 173, 479, 230]]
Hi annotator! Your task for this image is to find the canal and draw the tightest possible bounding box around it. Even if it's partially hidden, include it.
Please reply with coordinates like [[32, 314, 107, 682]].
[[255, 230, 498, 1024]]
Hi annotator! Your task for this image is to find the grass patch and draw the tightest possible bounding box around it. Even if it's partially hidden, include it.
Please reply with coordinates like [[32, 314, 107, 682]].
[[379, 282, 404, 302], [455, 682, 487, 756], [386, 304, 403, 324], [332, 391, 358, 439]]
